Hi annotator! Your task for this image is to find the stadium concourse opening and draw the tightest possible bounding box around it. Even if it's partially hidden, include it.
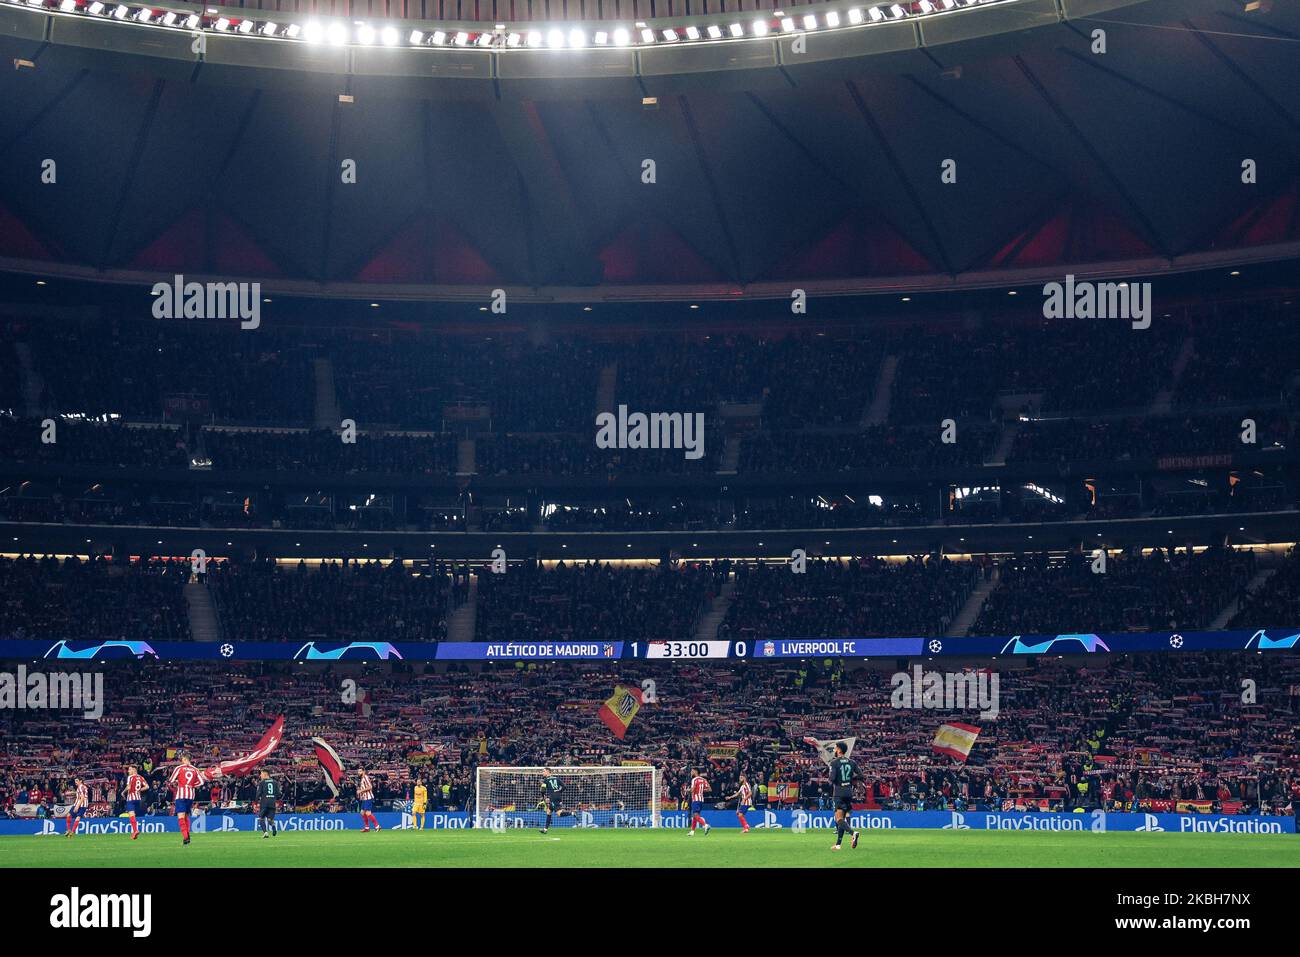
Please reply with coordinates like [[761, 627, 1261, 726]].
[[0, 0, 1296, 935]]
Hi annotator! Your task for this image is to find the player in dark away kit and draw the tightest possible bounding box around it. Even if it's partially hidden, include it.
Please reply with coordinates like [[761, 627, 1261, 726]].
[[257, 769, 279, 838], [829, 743, 860, 851]]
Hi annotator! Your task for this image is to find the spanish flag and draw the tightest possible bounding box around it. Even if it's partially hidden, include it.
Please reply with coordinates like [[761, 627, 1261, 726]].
[[932, 722, 980, 762], [597, 685, 644, 740]]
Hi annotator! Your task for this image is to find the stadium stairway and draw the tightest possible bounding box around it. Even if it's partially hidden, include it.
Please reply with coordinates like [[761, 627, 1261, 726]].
[[312, 357, 340, 430], [862, 354, 898, 427], [944, 567, 1000, 638], [692, 577, 737, 641], [14, 342, 44, 417], [184, 580, 223, 643], [456, 438, 476, 475], [986, 421, 1020, 466], [447, 574, 478, 642], [596, 362, 618, 414], [1209, 567, 1276, 631], [1149, 336, 1195, 415]]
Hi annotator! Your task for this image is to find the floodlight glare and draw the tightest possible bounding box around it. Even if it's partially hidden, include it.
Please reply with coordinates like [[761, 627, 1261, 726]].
[[889, 3, 906, 17], [868, 7, 885, 21], [568, 28, 585, 46], [357, 23, 376, 44], [453, 30, 469, 45], [380, 25, 399, 45], [135, 8, 153, 23], [506, 32, 521, 46], [684, 26, 700, 40], [477, 32, 494, 46], [594, 30, 608, 44], [431, 30, 447, 44], [546, 28, 564, 47], [752, 19, 769, 35], [781, 16, 795, 31], [87, 2, 104, 14], [803, 13, 817, 29], [661, 28, 677, 41], [848, 8, 864, 23], [706, 25, 722, 39], [728, 23, 743, 37], [110, 5, 127, 19], [262, 21, 277, 35], [640, 28, 655, 43], [61, 0, 77, 11], [526, 30, 542, 46], [408, 29, 423, 43], [918, 0, 934, 12], [825, 10, 841, 26], [613, 27, 630, 45], [213, 16, 230, 30], [284, 22, 299, 37], [326, 22, 347, 44]]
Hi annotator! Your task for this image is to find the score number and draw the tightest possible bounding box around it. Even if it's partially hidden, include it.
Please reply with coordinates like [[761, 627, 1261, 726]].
[[635, 640, 747, 659]]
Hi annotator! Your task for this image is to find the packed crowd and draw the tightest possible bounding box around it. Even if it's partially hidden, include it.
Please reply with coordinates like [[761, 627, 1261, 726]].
[[971, 546, 1256, 635], [1, 652, 1295, 819]]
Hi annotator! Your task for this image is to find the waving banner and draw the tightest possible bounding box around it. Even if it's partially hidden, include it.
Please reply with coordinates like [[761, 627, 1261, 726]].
[[205, 715, 285, 778]]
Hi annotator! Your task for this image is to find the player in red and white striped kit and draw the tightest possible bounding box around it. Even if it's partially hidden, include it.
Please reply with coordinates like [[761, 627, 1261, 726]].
[[357, 767, 381, 832], [725, 774, 753, 833], [124, 765, 150, 840], [169, 755, 209, 846], [65, 777, 89, 837], [687, 769, 711, 835]]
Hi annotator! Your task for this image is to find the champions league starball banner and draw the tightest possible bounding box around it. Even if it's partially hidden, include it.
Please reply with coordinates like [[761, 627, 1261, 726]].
[[0, 808, 1292, 836], [0, 628, 1297, 663]]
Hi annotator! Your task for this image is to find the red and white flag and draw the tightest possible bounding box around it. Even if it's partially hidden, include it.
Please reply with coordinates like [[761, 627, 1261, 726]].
[[932, 722, 980, 762], [312, 737, 345, 797], [205, 715, 285, 778]]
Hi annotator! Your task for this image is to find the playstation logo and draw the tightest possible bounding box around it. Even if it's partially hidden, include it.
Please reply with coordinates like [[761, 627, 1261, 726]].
[[942, 811, 970, 830]]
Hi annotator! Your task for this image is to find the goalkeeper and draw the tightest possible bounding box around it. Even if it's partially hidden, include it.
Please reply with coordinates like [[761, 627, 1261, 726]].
[[536, 768, 569, 833]]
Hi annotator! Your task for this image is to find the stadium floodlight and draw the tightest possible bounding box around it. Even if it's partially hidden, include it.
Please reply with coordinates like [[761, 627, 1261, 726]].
[[184, 12, 198, 27], [918, 0, 934, 12], [61, 0, 77, 10], [781, 16, 795, 31], [110, 4, 127, 18], [593, 30, 608, 44], [613, 27, 630, 45], [505, 32, 521, 46], [640, 27, 655, 43], [889, 3, 906, 17], [134, 8, 151, 22], [284, 22, 299, 37], [303, 21, 323, 43], [568, 28, 585, 47], [408, 29, 423, 43], [357, 23, 375, 44], [728, 23, 743, 37], [868, 6, 885, 20], [526, 29, 542, 46], [661, 28, 677, 41], [546, 28, 564, 47], [261, 21, 277, 36], [477, 31, 494, 46], [752, 19, 769, 35], [430, 30, 446, 43], [706, 24, 722, 39], [848, 7, 863, 23], [326, 21, 347, 45], [453, 30, 469, 45], [380, 25, 398, 45], [237, 18, 254, 33], [825, 10, 841, 26], [684, 25, 700, 40], [803, 13, 817, 29], [213, 16, 230, 29]]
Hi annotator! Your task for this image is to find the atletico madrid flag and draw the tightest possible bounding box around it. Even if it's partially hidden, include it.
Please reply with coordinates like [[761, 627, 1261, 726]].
[[205, 715, 285, 778], [597, 685, 643, 740], [312, 737, 345, 797], [932, 722, 981, 762]]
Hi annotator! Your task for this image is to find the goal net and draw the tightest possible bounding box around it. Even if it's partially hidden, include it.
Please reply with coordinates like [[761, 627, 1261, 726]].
[[475, 766, 661, 829]]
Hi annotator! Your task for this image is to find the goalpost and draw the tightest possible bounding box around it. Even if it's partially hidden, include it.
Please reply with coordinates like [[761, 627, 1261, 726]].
[[475, 766, 662, 829]]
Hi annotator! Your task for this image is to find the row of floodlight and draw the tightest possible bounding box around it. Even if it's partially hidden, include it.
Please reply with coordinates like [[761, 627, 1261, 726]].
[[7, 0, 1000, 49]]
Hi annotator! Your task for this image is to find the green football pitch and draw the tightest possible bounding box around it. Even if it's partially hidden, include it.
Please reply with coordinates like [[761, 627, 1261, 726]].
[[2, 828, 1296, 867]]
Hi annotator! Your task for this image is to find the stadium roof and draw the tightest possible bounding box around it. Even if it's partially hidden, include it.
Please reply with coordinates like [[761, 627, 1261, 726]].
[[0, 0, 1297, 301]]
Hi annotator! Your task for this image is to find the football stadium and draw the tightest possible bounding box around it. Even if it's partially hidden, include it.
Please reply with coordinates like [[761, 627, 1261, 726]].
[[0, 0, 1297, 916]]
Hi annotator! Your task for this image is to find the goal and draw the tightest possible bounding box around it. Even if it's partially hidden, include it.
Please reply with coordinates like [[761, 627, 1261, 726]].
[[475, 766, 661, 829]]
